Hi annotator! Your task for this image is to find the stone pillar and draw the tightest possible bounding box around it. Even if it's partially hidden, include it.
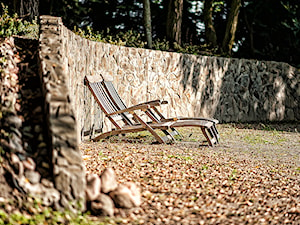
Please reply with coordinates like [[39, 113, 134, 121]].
[[38, 15, 86, 212]]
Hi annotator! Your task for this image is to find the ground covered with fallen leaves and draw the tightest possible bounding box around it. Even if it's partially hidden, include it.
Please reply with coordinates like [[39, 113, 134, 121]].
[[80, 123, 300, 224]]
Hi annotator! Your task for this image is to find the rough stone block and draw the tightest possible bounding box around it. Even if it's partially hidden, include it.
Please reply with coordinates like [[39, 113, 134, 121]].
[[100, 168, 118, 194]]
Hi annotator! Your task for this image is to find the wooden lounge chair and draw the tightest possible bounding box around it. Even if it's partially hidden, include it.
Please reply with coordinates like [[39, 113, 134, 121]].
[[100, 74, 220, 143], [84, 75, 219, 146]]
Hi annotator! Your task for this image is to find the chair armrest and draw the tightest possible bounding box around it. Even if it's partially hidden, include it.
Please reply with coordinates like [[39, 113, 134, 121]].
[[160, 118, 178, 122], [107, 104, 150, 116], [135, 100, 168, 107], [175, 117, 219, 124]]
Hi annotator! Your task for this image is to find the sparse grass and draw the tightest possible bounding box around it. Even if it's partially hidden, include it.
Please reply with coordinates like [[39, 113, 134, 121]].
[[243, 133, 271, 145], [0, 208, 114, 225], [167, 154, 193, 161], [243, 130, 287, 146], [80, 123, 300, 224]]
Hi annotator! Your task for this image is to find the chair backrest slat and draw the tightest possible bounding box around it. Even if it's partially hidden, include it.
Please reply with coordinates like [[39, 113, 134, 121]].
[[94, 83, 117, 114], [104, 81, 127, 110], [102, 80, 135, 126], [102, 79, 162, 123], [90, 83, 112, 114], [85, 76, 132, 123]]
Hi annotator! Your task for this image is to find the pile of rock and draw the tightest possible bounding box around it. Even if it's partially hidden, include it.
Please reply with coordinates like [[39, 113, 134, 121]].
[[0, 37, 22, 155], [0, 37, 60, 207], [0, 37, 23, 199], [86, 168, 141, 217], [1, 37, 142, 216], [7, 153, 60, 206]]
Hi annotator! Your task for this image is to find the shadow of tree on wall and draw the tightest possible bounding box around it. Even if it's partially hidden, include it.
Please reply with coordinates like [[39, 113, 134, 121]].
[[179, 54, 229, 120], [178, 54, 299, 124], [60, 19, 299, 137]]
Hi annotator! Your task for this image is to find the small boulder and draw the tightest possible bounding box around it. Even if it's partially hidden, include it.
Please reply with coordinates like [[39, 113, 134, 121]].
[[109, 182, 141, 209], [23, 157, 36, 171], [90, 193, 115, 217], [25, 170, 41, 184], [100, 168, 118, 194], [41, 187, 60, 207], [6, 115, 22, 129], [10, 153, 23, 176], [86, 174, 101, 201], [10, 153, 20, 164]]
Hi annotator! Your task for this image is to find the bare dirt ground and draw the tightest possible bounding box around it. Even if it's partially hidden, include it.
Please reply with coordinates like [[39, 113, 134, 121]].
[[80, 123, 300, 225]]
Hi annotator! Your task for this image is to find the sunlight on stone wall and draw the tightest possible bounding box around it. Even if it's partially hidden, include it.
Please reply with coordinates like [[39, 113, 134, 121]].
[[49, 18, 300, 140]]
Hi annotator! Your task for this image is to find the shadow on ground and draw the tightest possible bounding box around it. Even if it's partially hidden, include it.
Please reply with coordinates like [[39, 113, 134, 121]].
[[225, 122, 299, 133]]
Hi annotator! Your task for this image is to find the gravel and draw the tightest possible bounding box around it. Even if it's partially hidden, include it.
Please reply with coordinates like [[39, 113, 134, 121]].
[[80, 123, 300, 224]]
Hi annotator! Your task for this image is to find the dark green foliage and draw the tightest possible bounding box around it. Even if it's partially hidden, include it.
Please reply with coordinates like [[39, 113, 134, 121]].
[[1, 1, 299, 67], [39, 0, 89, 29], [73, 25, 223, 59], [74, 27, 147, 48], [235, 0, 300, 67], [0, 4, 38, 39]]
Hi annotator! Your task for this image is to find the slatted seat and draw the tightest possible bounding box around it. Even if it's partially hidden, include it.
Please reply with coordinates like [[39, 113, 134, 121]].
[[84, 75, 220, 146], [100, 74, 219, 144]]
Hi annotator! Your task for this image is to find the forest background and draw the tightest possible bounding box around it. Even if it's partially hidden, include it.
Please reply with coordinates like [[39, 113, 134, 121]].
[[1, 0, 299, 68]]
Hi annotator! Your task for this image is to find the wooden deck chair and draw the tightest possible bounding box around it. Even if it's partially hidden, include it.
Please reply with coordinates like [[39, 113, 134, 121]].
[[84, 75, 219, 146], [99, 74, 220, 144]]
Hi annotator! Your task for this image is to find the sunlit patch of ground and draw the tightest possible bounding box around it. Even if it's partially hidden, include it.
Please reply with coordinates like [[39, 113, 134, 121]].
[[80, 123, 300, 224]]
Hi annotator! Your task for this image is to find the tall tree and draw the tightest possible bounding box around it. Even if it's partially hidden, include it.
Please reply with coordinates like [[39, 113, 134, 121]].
[[203, 0, 218, 48], [2, 0, 39, 20], [166, 0, 184, 48], [222, 0, 241, 54], [20, 0, 39, 20], [202, 0, 241, 55], [143, 0, 152, 49]]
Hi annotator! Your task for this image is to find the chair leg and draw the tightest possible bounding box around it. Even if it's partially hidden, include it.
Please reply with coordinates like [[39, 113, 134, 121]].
[[201, 127, 213, 146], [145, 109, 176, 142], [132, 112, 166, 144], [207, 127, 219, 144], [211, 125, 220, 140], [162, 130, 176, 142], [171, 127, 184, 139]]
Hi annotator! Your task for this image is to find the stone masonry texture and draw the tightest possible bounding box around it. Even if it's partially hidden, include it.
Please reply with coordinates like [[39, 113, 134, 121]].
[[43, 16, 299, 141], [39, 16, 86, 212]]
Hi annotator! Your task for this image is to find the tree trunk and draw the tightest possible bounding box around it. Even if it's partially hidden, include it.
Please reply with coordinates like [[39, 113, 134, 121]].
[[39, 0, 53, 16], [243, 7, 254, 57], [143, 0, 152, 49], [19, 0, 39, 20], [166, 0, 184, 48], [203, 0, 218, 48], [12, 0, 18, 13], [222, 0, 241, 55]]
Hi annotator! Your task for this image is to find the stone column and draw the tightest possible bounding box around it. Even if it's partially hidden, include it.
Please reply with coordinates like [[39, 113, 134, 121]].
[[38, 15, 86, 212]]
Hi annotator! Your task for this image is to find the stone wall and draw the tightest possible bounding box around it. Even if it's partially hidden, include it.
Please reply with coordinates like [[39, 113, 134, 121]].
[[0, 24, 140, 214], [39, 16, 86, 211], [0, 36, 73, 211], [44, 16, 299, 140]]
